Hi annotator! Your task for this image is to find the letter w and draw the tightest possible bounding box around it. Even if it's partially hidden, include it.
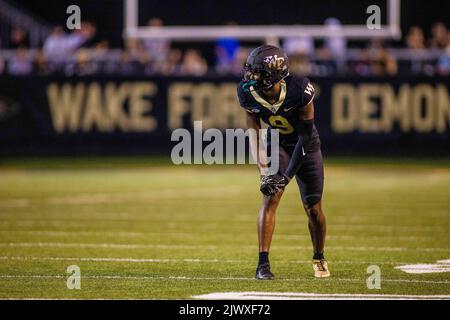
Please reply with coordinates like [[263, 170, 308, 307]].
[[47, 83, 85, 133]]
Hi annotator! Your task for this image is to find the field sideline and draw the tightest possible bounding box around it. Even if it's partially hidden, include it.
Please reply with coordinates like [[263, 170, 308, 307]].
[[0, 157, 449, 299]]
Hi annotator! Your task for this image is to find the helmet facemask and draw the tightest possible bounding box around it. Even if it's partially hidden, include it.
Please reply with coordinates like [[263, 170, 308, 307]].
[[243, 65, 278, 90]]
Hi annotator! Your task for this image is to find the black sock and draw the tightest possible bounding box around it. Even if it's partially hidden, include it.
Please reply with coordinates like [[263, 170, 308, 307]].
[[259, 252, 269, 265], [313, 252, 324, 260]]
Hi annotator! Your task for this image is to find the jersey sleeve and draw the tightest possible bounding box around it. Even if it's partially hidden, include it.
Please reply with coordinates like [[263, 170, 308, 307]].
[[299, 77, 315, 107]]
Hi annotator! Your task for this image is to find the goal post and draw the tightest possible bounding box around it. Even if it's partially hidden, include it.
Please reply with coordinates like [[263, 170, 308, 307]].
[[123, 0, 401, 41]]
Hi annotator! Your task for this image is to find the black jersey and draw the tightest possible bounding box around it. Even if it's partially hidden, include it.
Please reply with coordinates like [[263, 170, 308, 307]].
[[237, 75, 320, 151]]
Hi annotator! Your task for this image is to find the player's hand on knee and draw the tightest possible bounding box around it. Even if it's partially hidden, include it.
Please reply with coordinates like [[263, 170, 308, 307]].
[[270, 174, 290, 190], [260, 183, 277, 196], [260, 175, 277, 196], [260, 174, 289, 196], [260, 175, 278, 196]]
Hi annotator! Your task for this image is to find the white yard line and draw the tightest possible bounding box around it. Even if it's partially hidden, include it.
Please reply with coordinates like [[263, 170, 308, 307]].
[[437, 259, 450, 263], [1, 242, 449, 252], [0, 255, 419, 265], [0, 274, 448, 285], [193, 292, 450, 300], [2, 256, 449, 285], [396, 265, 450, 274], [396, 260, 450, 274]]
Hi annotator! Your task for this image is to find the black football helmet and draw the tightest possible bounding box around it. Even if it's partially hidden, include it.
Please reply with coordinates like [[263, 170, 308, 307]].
[[243, 45, 289, 90]]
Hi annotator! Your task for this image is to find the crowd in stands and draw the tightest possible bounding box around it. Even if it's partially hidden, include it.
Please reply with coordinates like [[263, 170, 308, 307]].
[[0, 18, 449, 77]]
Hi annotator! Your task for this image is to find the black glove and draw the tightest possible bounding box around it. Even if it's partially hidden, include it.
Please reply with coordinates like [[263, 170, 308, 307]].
[[260, 175, 278, 196], [260, 174, 290, 196], [269, 174, 290, 190]]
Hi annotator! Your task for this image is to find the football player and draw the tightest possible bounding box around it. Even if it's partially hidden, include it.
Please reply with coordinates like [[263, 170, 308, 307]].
[[237, 45, 330, 279]]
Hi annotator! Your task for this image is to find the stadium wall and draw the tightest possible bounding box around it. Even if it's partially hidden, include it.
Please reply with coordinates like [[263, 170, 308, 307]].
[[0, 75, 449, 156]]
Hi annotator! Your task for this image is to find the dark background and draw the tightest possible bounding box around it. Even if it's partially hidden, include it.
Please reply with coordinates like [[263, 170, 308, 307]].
[[2, 0, 449, 156], [12, 0, 450, 48]]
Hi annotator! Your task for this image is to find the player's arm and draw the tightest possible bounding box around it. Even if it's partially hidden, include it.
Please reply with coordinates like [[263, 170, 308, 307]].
[[246, 111, 267, 174], [246, 111, 279, 196]]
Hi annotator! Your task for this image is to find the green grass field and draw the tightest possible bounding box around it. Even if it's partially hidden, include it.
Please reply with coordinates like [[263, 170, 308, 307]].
[[0, 157, 449, 299]]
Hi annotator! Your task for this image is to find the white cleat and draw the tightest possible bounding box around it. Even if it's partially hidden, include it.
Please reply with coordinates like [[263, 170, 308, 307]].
[[312, 259, 331, 278]]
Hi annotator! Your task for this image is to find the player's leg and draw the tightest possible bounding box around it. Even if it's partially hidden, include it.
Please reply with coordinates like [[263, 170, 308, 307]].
[[295, 149, 330, 277], [258, 191, 283, 253], [303, 200, 326, 257], [255, 146, 290, 280], [255, 191, 283, 279]]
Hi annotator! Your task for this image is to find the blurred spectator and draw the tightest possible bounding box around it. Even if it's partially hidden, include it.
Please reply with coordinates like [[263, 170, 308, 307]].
[[152, 48, 182, 75], [352, 49, 372, 76], [372, 47, 398, 76], [180, 49, 207, 76], [289, 53, 312, 76], [405, 26, 431, 74], [123, 38, 149, 74], [10, 27, 28, 48], [315, 47, 337, 75], [324, 18, 346, 57], [43, 26, 67, 63], [322, 17, 346, 72], [364, 40, 398, 76], [230, 47, 250, 76], [2, 16, 450, 77], [33, 50, 51, 75], [64, 49, 98, 76], [406, 26, 426, 49], [94, 40, 110, 50], [429, 22, 448, 49], [125, 38, 149, 63], [283, 36, 314, 57], [91, 40, 110, 72], [315, 18, 348, 76], [114, 51, 140, 75], [283, 33, 314, 76], [43, 23, 96, 60], [103, 38, 147, 75], [0, 57, 4, 74], [7, 47, 32, 75], [79, 22, 98, 48], [143, 18, 171, 63], [215, 21, 240, 74], [437, 44, 450, 75], [367, 38, 384, 52]]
